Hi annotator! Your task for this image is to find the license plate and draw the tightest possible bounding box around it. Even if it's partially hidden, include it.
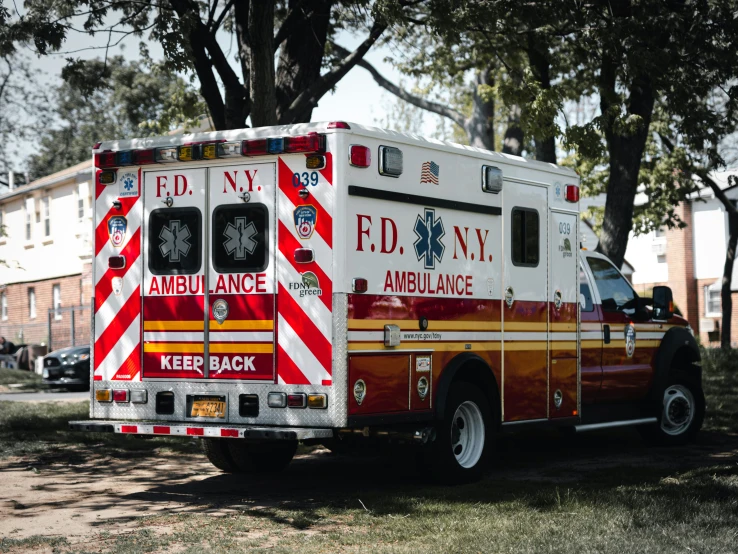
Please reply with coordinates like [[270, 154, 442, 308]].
[[190, 397, 226, 418]]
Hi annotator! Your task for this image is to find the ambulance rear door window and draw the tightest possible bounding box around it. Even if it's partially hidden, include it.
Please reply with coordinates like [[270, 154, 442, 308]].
[[212, 204, 269, 273], [148, 208, 202, 275]]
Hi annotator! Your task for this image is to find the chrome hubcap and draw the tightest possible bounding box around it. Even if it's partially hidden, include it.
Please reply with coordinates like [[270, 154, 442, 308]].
[[451, 401, 485, 469], [661, 384, 695, 436]]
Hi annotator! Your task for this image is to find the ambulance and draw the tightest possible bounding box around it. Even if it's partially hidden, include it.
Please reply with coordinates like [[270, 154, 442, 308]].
[[71, 122, 704, 483]]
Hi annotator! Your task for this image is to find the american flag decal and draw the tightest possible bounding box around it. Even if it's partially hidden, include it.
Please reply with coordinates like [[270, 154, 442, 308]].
[[421, 161, 440, 185]]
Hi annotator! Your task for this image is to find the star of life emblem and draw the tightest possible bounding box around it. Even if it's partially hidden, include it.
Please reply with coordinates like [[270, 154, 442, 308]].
[[223, 216, 258, 260], [159, 220, 192, 262], [413, 207, 445, 270]]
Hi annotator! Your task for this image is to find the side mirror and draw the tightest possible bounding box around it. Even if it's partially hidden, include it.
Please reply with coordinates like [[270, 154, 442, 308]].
[[653, 286, 674, 320]]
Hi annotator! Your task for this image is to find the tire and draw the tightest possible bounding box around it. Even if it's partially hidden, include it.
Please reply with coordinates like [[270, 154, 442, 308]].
[[640, 373, 705, 446], [421, 382, 495, 484], [202, 438, 240, 473], [227, 440, 298, 473]]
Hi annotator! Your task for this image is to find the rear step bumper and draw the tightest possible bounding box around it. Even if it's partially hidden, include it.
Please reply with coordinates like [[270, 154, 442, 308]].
[[69, 420, 333, 441]]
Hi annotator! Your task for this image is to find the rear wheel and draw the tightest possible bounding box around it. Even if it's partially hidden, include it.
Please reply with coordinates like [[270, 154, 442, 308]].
[[202, 438, 239, 473], [227, 440, 298, 473], [421, 382, 494, 484], [640, 374, 705, 446]]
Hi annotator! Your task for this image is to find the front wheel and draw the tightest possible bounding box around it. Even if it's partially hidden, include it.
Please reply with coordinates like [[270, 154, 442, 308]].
[[640, 375, 705, 446], [421, 382, 494, 484]]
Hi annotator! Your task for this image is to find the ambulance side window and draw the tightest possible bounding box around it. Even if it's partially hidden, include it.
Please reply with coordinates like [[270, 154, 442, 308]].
[[587, 256, 636, 312], [212, 204, 269, 273], [511, 207, 539, 267], [148, 208, 202, 275], [579, 267, 594, 312]]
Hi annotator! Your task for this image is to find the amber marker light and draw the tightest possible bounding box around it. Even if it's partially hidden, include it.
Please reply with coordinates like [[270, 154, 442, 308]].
[[96, 389, 112, 402]]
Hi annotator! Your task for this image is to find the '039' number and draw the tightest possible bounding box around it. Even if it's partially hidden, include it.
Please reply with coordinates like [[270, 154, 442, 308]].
[[292, 171, 319, 188], [559, 222, 571, 235]]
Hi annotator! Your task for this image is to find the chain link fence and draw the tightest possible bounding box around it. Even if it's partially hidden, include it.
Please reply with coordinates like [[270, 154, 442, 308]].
[[48, 305, 91, 352]]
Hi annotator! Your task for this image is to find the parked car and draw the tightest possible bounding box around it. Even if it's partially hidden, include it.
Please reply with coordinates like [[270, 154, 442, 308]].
[[42, 346, 90, 390]]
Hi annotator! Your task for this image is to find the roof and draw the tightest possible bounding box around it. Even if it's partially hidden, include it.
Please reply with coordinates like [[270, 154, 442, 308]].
[[0, 160, 92, 204], [96, 121, 578, 180]]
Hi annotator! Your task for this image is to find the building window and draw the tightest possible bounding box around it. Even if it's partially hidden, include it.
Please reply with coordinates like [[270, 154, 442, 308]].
[[77, 183, 85, 221], [1, 292, 7, 321], [24, 197, 33, 240], [42, 196, 50, 237], [656, 254, 666, 264], [705, 284, 721, 317], [53, 284, 62, 320], [511, 207, 540, 267], [28, 287, 36, 319]]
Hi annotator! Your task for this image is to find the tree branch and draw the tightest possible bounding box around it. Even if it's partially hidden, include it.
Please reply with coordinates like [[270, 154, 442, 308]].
[[211, 0, 234, 34], [279, 22, 388, 124], [329, 41, 466, 128], [274, 0, 308, 50]]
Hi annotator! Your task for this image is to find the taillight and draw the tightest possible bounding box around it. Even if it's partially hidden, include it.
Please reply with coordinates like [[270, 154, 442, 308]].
[[287, 393, 307, 408], [327, 121, 351, 129], [350, 145, 371, 167], [284, 133, 326, 154], [565, 185, 580, 202], [113, 389, 129, 402], [108, 256, 126, 269]]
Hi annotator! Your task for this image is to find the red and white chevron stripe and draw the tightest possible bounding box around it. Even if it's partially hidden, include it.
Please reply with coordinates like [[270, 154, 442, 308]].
[[276, 154, 334, 385], [93, 168, 143, 382]]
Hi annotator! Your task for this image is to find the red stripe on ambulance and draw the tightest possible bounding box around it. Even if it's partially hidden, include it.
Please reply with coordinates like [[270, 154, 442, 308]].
[[278, 158, 333, 248], [277, 220, 332, 310], [94, 195, 139, 256], [94, 288, 141, 370], [277, 283, 332, 373], [94, 227, 141, 311]]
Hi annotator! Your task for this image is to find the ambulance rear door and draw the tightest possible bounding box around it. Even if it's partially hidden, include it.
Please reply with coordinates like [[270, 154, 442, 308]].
[[207, 163, 276, 381]]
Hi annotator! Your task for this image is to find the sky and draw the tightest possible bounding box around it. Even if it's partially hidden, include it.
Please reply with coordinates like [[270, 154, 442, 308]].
[[10, 2, 419, 166]]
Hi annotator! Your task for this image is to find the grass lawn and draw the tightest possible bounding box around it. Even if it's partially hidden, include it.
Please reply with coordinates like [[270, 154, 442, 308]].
[[1, 348, 737, 553], [0, 367, 44, 388]]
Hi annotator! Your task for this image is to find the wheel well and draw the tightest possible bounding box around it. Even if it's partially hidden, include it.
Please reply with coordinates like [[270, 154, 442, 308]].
[[670, 346, 701, 380], [436, 356, 500, 424]]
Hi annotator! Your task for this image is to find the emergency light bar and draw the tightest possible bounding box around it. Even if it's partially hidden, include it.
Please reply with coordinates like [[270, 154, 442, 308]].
[[94, 132, 328, 172]]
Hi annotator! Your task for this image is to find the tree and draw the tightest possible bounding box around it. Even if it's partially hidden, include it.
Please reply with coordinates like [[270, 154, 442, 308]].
[[26, 57, 205, 178], [5, 1, 413, 132], [0, 53, 50, 174], [376, 1, 738, 271]]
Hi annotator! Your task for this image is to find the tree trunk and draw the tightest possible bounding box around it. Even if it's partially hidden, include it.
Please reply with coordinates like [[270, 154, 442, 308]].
[[248, 0, 277, 127], [527, 32, 556, 163], [465, 69, 495, 150], [596, 59, 655, 269], [275, 0, 333, 123], [233, 0, 252, 125], [501, 103, 523, 156], [721, 213, 738, 349]]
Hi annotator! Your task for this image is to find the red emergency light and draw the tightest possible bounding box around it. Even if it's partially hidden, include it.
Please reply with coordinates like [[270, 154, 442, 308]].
[[565, 185, 580, 203], [95, 151, 117, 168], [350, 145, 371, 167], [284, 133, 325, 154]]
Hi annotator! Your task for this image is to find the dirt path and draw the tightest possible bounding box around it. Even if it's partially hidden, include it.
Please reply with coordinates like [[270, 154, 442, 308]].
[[1, 429, 736, 546]]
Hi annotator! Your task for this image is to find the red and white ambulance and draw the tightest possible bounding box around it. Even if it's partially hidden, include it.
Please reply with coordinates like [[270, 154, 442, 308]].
[[72, 122, 704, 482]]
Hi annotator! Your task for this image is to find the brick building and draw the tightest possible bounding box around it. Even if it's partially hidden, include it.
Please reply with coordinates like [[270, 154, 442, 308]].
[[0, 161, 93, 349], [582, 169, 738, 346]]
